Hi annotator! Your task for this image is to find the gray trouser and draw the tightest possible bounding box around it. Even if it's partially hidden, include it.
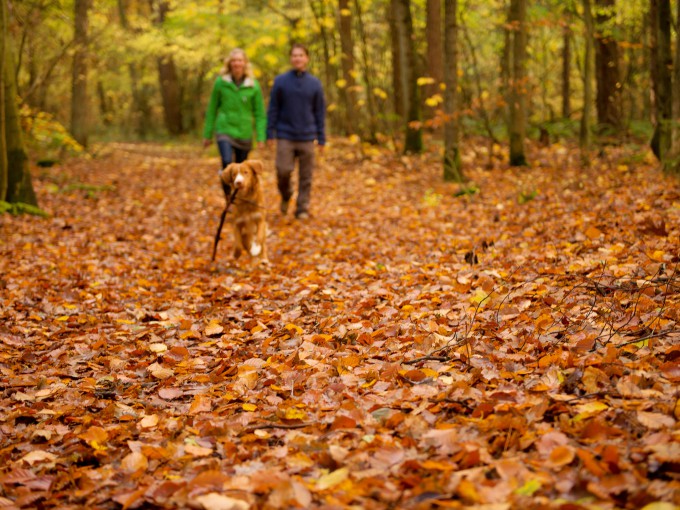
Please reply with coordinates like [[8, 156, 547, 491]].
[[275, 139, 315, 215]]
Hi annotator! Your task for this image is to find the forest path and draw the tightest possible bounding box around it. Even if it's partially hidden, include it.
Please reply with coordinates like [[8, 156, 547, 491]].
[[0, 140, 678, 509]]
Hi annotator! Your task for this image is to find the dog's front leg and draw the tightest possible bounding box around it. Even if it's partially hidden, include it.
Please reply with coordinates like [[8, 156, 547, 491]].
[[232, 223, 244, 259], [255, 219, 268, 263]]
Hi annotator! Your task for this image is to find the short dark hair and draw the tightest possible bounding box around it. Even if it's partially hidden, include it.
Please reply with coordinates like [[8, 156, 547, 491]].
[[290, 43, 309, 56]]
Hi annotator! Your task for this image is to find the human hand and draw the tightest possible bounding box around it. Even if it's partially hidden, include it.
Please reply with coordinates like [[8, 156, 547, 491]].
[[202, 139, 211, 149]]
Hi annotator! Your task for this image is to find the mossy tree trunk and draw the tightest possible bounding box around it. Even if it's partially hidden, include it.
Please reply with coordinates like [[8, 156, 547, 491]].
[[4, 38, 37, 206]]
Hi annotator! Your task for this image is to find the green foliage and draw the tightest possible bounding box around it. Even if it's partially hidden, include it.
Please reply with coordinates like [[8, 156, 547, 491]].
[[59, 182, 114, 199], [0, 201, 50, 217], [8, 0, 660, 148], [453, 184, 480, 197], [518, 189, 538, 204], [20, 104, 84, 162], [423, 188, 443, 206]]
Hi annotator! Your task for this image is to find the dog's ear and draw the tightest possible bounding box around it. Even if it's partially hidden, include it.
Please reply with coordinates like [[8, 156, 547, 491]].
[[222, 163, 236, 185], [247, 160, 263, 176]]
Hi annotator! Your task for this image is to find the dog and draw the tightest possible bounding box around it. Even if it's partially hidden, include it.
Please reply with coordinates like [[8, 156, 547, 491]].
[[220, 160, 268, 263]]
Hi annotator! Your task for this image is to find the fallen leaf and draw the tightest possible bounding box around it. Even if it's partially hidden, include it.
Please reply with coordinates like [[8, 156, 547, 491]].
[[637, 411, 676, 430], [20, 451, 57, 465], [316, 467, 349, 491], [194, 493, 249, 510], [121, 451, 148, 473]]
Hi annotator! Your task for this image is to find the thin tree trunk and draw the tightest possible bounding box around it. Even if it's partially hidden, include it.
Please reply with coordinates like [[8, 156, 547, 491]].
[[668, 0, 680, 175], [71, 0, 90, 147], [0, 0, 7, 201], [580, 0, 594, 159], [118, 0, 152, 138], [649, 0, 659, 149], [426, 0, 443, 124], [508, 0, 527, 166], [309, 0, 339, 136], [354, 0, 378, 143], [392, 0, 422, 153], [562, 22, 571, 119], [157, 55, 183, 135], [388, 2, 403, 119], [443, 0, 463, 182], [338, 0, 357, 136], [462, 23, 499, 144], [155, 0, 183, 136], [594, 0, 621, 133], [651, 0, 672, 164]]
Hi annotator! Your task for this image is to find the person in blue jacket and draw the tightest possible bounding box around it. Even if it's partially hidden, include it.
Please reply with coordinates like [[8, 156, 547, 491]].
[[267, 43, 326, 220], [203, 48, 266, 195]]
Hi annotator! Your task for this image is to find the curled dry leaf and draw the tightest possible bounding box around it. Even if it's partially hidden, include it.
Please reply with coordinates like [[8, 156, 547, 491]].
[[139, 414, 159, 428], [194, 493, 250, 510], [147, 362, 174, 380], [205, 321, 224, 337], [20, 451, 57, 465], [637, 411, 676, 430], [158, 387, 183, 400], [121, 451, 148, 473], [315, 467, 349, 491]]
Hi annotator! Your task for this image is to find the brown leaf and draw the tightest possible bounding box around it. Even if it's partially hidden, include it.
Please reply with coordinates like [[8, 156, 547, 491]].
[[121, 451, 148, 473]]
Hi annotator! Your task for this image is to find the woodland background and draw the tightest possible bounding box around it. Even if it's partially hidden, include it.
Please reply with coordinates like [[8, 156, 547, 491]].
[[2, 0, 680, 197], [0, 1, 679, 509]]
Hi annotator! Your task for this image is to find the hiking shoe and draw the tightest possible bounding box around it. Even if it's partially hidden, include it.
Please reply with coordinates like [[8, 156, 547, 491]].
[[280, 200, 289, 215], [296, 212, 310, 220]]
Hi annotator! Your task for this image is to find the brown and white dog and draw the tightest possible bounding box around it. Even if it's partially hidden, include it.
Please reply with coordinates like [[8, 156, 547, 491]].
[[221, 160, 268, 263]]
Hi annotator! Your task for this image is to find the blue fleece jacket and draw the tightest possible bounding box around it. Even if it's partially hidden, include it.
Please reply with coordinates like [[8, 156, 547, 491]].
[[267, 70, 326, 145]]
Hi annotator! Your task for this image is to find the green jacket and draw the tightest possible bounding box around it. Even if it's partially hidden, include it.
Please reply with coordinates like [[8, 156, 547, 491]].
[[202, 74, 266, 142]]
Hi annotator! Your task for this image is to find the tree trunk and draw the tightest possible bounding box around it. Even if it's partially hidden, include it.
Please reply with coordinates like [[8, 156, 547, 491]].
[[667, 0, 680, 175], [462, 22, 498, 144], [562, 22, 571, 119], [594, 0, 621, 133], [388, 2, 403, 119], [508, 0, 527, 166], [0, 0, 7, 201], [155, 0, 183, 136], [426, 0, 443, 122], [649, 0, 659, 156], [309, 0, 340, 136], [338, 0, 357, 136], [443, 0, 463, 182], [391, 0, 422, 153], [118, 0, 153, 138], [354, 0, 378, 143], [580, 0, 595, 158], [651, 0, 672, 163], [70, 0, 90, 148], [157, 55, 183, 135], [4, 42, 37, 206]]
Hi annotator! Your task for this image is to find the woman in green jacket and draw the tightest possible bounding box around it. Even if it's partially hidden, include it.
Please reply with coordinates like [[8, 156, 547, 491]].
[[202, 48, 266, 184]]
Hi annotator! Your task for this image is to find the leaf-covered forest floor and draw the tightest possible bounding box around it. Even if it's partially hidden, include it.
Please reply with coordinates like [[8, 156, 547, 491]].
[[1, 139, 679, 510]]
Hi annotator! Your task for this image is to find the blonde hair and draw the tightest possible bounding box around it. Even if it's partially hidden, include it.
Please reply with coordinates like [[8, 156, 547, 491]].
[[220, 48, 252, 77]]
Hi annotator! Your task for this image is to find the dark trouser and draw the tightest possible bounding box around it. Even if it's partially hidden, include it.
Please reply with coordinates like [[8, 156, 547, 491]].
[[275, 139, 315, 216], [217, 139, 249, 197]]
